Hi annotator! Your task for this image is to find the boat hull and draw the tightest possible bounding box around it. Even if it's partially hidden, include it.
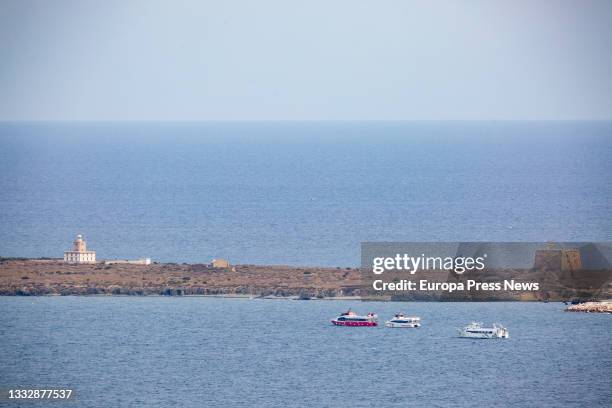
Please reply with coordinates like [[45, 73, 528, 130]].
[[385, 322, 420, 328], [458, 330, 509, 339], [331, 320, 377, 327]]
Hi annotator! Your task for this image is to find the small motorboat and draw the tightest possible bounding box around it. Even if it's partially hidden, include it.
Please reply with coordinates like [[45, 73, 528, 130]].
[[385, 313, 421, 328], [458, 322, 509, 339], [331, 309, 378, 326]]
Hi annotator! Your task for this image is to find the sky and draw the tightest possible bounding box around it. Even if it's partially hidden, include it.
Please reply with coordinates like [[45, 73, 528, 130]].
[[0, 0, 611, 121]]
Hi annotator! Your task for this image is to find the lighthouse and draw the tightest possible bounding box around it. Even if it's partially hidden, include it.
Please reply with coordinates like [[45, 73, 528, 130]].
[[63, 234, 97, 264]]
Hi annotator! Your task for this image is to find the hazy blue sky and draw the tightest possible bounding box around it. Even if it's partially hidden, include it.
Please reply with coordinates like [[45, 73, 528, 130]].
[[1, 0, 611, 120]]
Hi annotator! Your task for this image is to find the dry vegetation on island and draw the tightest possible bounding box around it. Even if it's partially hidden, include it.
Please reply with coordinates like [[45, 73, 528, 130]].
[[0, 259, 362, 298], [2, 259, 610, 307]]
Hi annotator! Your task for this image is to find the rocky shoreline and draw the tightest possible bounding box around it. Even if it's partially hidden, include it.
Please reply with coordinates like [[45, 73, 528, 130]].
[[565, 301, 612, 313]]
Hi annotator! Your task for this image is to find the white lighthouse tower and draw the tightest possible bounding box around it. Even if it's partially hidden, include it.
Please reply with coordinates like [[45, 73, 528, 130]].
[[64, 234, 96, 264]]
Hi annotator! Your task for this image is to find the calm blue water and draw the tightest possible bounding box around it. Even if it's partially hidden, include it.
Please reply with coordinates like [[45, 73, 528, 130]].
[[0, 121, 611, 265], [0, 298, 610, 407]]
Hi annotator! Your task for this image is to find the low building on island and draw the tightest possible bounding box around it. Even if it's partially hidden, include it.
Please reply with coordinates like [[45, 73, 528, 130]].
[[211, 258, 230, 268], [64, 234, 96, 264]]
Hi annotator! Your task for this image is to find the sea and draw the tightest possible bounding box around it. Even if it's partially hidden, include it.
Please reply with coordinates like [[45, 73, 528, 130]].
[[1, 297, 611, 407], [0, 121, 611, 266], [1, 122, 611, 407]]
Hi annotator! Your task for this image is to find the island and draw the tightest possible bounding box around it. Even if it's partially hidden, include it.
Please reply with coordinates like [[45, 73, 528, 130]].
[[1, 258, 610, 307], [0, 258, 361, 298]]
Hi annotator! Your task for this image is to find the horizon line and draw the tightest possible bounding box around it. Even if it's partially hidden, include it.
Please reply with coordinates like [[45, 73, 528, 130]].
[[1, 119, 612, 123]]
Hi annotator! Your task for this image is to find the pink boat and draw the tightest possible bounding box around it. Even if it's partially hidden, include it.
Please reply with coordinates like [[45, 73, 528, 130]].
[[331, 309, 378, 327]]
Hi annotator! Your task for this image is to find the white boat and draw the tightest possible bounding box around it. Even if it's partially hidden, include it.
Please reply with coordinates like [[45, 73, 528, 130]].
[[458, 322, 509, 339], [385, 313, 421, 328]]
